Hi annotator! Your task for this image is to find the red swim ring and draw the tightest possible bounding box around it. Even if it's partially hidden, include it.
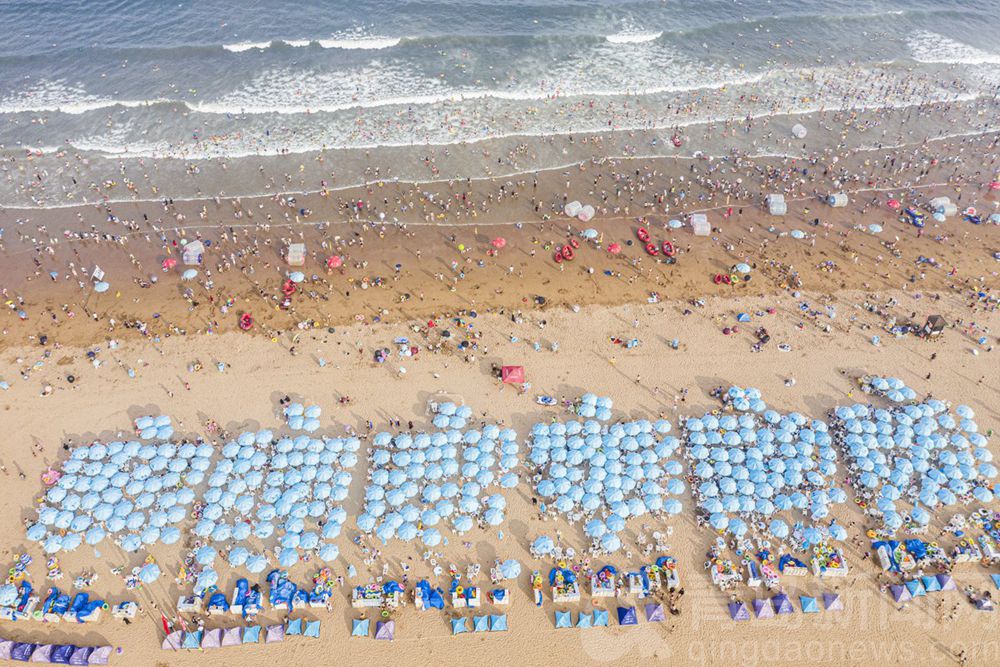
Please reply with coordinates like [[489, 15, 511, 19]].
[[239, 313, 254, 330], [714, 274, 723, 284], [553, 252, 564, 263], [722, 274, 732, 285], [569, 238, 580, 249], [662, 241, 675, 257], [672, 136, 682, 147], [282, 279, 297, 296], [637, 227, 650, 243], [645, 243, 659, 256], [561, 245, 575, 260]]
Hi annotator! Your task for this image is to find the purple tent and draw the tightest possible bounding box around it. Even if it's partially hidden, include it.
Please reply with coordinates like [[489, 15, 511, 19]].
[[11, 643, 36, 661], [889, 584, 912, 603], [68, 646, 93, 666], [51, 645, 75, 664], [0, 640, 13, 661], [30, 645, 53, 663], [752, 598, 774, 619], [936, 573, 957, 591], [265, 624, 285, 644], [728, 601, 751, 621], [375, 620, 395, 640], [644, 603, 665, 622], [201, 628, 223, 649], [823, 593, 843, 611], [88, 646, 113, 665], [221, 627, 243, 647], [161, 631, 183, 650], [771, 594, 794, 615]]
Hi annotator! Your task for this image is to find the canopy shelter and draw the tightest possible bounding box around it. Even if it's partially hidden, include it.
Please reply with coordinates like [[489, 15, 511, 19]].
[[772, 594, 794, 614], [489, 614, 508, 631], [752, 598, 774, 618], [616, 606, 638, 625], [351, 618, 369, 637], [822, 593, 843, 611], [644, 603, 665, 622], [265, 624, 285, 643], [501, 366, 525, 384], [375, 620, 395, 640], [800, 596, 820, 613], [554, 610, 572, 628], [922, 315, 946, 337], [728, 601, 751, 621]]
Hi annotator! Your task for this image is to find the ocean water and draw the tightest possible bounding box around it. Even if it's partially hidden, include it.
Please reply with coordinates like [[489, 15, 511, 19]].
[[1, 0, 999, 204]]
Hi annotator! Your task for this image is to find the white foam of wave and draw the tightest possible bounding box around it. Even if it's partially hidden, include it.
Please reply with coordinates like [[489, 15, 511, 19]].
[[0, 80, 170, 115], [606, 31, 662, 44], [908, 31, 1000, 66], [222, 41, 271, 52], [317, 36, 402, 50]]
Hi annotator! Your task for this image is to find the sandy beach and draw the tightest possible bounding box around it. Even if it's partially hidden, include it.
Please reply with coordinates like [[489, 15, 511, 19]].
[[2, 3, 1000, 664]]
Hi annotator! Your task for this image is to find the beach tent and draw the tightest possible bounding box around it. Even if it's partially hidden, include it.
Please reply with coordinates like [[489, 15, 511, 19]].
[[88, 646, 113, 666], [161, 632, 183, 650], [489, 614, 508, 632], [0, 641, 11, 661], [265, 624, 285, 643], [936, 574, 957, 591], [181, 632, 202, 649], [352, 618, 370, 637], [31, 645, 53, 662], [923, 575, 943, 593], [51, 645, 75, 664], [375, 620, 395, 640], [617, 606, 638, 626], [472, 615, 490, 632], [242, 626, 262, 644], [576, 612, 593, 628], [772, 594, 794, 615], [822, 593, 844, 611], [304, 620, 321, 638], [182, 241, 205, 266], [728, 602, 751, 621], [501, 366, 525, 384], [800, 596, 819, 613], [645, 603, 666, 622], [904, 579, 926, 598], [201, 629, 223, 649], [791, 123, 807, 139], [451, 618, 468, 635], [287, 619, 303, 636], [827, 193, 848, 208], [554, 610, 572, 629], [766, 194, 786, 216], [578, 205, 596, 222], [221, 627, 243, 647], [691, 214, 710, 237], [752, 598, 774, 618], [593, 609, 610, 627], [564, 201, 583, 217], [889, 585, 912, 603], [991, 574, 1000, 590], [922, 315, 946, 337], [11, 643, 36, 661]]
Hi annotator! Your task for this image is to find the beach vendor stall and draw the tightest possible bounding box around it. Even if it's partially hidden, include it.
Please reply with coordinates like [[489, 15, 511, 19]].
[[450, 577, 481, 609], [352, 582, 401, 609], [590, 566, 617, 599], [979, 535, 1000, 564], [414, 580, 445, 611], [549, 567, 580, 604], [745, 560, 762, 588], [951, 538, 983, 565], [708, 558, 742, 588], [811, 543, 849, 578], [874, 540, 919, 572], [649, 556, 680, 590], [777, 554, 809, 577]]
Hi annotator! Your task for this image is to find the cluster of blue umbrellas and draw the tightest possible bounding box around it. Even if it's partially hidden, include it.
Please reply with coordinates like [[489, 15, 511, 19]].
[[529, 413, 684, 553], [834, 386, 993, 533], [27, 433, 206, 553], [357, 417, 520, 545], [27, 411, 355, 569], [862, 376, 918, 403], [687, 388, 848, 542], [573, 393, 614, 421], [200, 428, 355, 567], [430, 402, 473, 430], [283, 402, 323, 433]]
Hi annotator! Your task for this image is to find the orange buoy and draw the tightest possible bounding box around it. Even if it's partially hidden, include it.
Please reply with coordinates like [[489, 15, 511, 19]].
[[645, 242, 659, 256], [637, 227, 650, 243], [561, 245, 575, 260], [661, 241, 675, 257]]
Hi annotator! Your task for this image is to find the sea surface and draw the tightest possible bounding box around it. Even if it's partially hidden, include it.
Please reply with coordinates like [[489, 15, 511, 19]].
[[1, 0, 999, 204]]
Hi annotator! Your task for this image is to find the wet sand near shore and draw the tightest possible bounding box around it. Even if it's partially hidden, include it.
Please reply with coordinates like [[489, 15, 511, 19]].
[[2, 130, 999, 351]]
